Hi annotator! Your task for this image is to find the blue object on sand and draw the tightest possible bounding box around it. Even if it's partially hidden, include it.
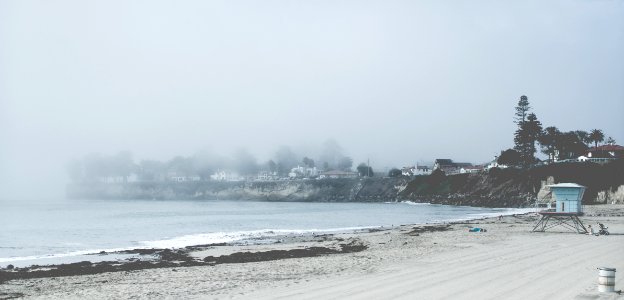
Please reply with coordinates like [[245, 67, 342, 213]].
[[469, 228, 484, 232]]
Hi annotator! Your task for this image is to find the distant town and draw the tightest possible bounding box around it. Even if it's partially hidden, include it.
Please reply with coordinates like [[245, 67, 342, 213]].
[[67, 96, 622, 184], [67, 142, 622, 184]]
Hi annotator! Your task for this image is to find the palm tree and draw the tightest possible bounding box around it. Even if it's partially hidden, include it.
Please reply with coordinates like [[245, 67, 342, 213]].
[[589, 129, 605, 148]]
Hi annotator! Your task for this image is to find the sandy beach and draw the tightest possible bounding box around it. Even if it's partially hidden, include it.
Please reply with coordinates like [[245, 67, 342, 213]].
[[2, 205, 623, 300]]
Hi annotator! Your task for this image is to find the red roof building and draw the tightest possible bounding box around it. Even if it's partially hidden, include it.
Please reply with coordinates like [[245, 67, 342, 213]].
[[587, 145, 624, 159]]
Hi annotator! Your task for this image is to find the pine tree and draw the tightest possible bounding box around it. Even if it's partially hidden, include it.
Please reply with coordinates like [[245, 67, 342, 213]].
[[514, 95, 531, 125], [514, 112, 542, 166]]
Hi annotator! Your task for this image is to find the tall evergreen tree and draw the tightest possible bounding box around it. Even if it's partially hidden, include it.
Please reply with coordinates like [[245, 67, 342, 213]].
[[514, 113, 542, 166], [514, 95, 531, 124], [512, 96, 541, 166]]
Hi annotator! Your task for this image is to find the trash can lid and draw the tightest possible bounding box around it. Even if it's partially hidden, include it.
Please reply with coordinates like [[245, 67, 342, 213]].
[[598, 267, 616, 271]]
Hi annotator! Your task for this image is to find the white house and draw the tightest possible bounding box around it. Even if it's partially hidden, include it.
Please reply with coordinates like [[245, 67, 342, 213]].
[[167, 171, 200, 182], [414, 164, 432, 175], [257, 171, 278, 181], [210, 170, 242, 181], [459, 166, 483, 174], [401, 164, 432, 176], [288, 166, 321, 178], [485, 160, 508, 170]]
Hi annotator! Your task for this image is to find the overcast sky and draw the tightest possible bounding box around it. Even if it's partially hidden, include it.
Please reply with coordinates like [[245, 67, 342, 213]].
[[1, 0, 623, 199]]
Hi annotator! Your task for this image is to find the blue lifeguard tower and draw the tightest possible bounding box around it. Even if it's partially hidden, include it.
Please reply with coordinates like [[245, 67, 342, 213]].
[[532, 183, 588, 233]]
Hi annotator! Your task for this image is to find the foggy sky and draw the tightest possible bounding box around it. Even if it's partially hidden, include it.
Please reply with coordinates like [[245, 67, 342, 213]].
[[1, 0, 623, 199]]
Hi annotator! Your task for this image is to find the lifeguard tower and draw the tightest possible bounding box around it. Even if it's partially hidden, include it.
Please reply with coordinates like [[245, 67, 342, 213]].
[[532, 183, 588, 233]]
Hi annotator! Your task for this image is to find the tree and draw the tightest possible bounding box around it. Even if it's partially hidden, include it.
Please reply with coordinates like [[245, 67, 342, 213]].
[[388, 168, 402, 177], [138, 160, 167, 181], [302, 157, 315, 168], [538, 126, 562, 162], [266, 160, 277, 173], [274, 146, 298, 176], [319, 139, 343, 168], [233, 149, 259, 175], [82, 153, 110, 181], [192, 150, 226, 180], [589, 129, 605, 148], [337, 156, 353, 171], [110, 151, 135, 182], [573, 130, 591, 146], [514, 113, 542, 166], [557, 131, 588, 160], [497, 149, 521, 166], [356, 163, 374, 177], [514, 95, 531, 124], [606, 136, 616, 145], [167, 156, 194, 176]]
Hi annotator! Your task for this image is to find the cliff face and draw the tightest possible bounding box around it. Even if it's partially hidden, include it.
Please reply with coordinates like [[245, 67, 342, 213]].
[[66, 178, 411, 202], [400, 160, 624, 207], [66, 160, 624, 207]]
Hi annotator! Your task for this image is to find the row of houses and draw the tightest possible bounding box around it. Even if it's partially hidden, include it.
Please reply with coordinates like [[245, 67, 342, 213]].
[[564, 144, 624, 164], [400, 160, 494, 177], [167, 167, 359, 183], [96, 144, 623, 183]]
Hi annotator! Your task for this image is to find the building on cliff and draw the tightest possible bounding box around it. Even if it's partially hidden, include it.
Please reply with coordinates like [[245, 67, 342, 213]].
[[587, 144, 624, 159], [288, 166, 321, 179], [433, 159, 473, 175], [401, 164, 432, 176], [459, 165, 484, 174], [210, 170, 243, 181]]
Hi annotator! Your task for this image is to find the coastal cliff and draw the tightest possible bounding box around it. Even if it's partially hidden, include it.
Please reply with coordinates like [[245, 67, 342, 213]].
[[67, 161, 624, 207], [66, 178, 411, 202]]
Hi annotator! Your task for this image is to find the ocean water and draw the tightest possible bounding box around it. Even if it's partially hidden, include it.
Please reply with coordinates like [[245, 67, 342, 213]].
[[0, 198, 533, 267]]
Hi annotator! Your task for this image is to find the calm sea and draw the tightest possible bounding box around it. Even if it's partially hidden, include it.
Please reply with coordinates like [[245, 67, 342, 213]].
[[0, 198, 532, 267]]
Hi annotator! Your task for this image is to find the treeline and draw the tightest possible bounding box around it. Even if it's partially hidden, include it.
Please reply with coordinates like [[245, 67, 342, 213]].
[[67, 139, 361, 182], [498, 95, 617, 166]]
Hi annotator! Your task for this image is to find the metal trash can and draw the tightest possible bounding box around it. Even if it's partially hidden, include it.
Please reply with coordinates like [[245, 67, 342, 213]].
[[598, 267, 616, 293]]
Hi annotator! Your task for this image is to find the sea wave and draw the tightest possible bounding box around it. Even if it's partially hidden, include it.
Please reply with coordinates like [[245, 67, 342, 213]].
[[400, 201, 431, 206], [0, 247, 134, 264], [139, 227, 374, 249]]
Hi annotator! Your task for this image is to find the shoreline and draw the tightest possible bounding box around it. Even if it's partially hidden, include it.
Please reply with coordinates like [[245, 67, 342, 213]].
[[0, 203, 533, 269], [2, 205, 623, 299]]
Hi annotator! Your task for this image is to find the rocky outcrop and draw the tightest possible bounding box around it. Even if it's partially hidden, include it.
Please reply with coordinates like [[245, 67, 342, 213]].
[[596, 185, 624, 204], [400, 160, 624, 207]]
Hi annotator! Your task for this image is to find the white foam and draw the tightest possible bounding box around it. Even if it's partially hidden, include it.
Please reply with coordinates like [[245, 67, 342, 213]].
[[399, 201, 432, 206], [139, 227, 373, 249], [0, 247, 133, 264]]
